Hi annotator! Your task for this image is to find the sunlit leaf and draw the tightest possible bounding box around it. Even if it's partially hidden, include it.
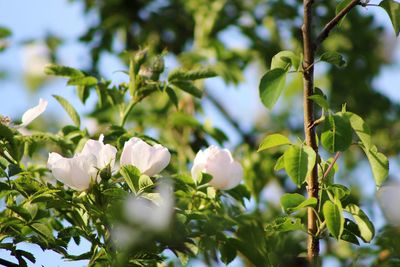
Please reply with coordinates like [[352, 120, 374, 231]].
[[259, 68, 287, 109], [258, 133, 291, 152], [284, 145, 316, 187]]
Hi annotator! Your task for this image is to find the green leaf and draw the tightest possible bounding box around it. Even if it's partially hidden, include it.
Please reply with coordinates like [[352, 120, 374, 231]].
[[308, 94, 329, 110], [138, 175, 153, 191], [165, 86, 178, 108], [0, 27, 12, 39], [220, 239, 237, 264], [271, 51, 300, 70], [31, 223, 54, 241], [345, 204, 375, 242], [320, 51, 346, 67], [120, 165, 141, 193], [259, 68, 287, 109], [280, 193, 317, 213], [323, 200, 344, 239], [336, 0, 353, 26], [67, 76, 98, 86], [258, 133, 291, 152], [380, 0, 400, 36], [52, 95, 81, 128], [168, 68, 217, 81], [321, 113, 352, 153], [44, 64, 83, 78], [283, 145, 316, 187], [327, 184, 350, 200], [346, 112, 372, 149], [274, 155, 285, 171], [362, 145, 389, 187], [76, 85, 90, 104], [271, 216, 304, 232], [172, 80, 203, 98]]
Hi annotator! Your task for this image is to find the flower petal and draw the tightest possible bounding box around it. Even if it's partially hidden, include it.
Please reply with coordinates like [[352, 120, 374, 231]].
[[20, 98, 48, 127]]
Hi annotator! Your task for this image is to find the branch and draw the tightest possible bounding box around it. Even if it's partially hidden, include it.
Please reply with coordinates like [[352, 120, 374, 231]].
[[315, 0, 360, 47]]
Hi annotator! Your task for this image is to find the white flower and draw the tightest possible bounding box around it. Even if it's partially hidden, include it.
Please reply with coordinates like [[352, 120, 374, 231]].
[[47, 135, 117, 191], [191, 146, 243, 190], [377, 182, 400, 226], [18, 98, 48, 128], [120, 137, 171, 176], [124, 181, 174, 232]]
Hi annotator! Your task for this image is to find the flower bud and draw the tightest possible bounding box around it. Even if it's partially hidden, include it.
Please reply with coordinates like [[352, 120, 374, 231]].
[[191, 146, 243, 190], [120, 137, 171, 176]]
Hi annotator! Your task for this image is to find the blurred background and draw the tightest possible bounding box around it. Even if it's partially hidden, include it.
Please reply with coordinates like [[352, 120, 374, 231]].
[[1, 0, 400, 266]]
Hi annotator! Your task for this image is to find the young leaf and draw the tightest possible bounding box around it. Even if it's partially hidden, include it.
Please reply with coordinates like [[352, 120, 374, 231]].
[[52, 95, 81, 128], [168, 68, 217, 81], [308, 94, 329, 110], [67, 76, 98, 86], [280, 193, 317, 213], [345, 204, 375, 242], [171, 80, 202, 98], [44, 64, 83, 78], [380, 0, 400, 36], [284, 145, 316, 187], [320, 52, 346, 67], [274, 154, 285, 171], [271, 51, 300, 70], [321, 113, 352, 153], [362, 145, 389, 187], [323, 200, 344, 239], [258, 133, 291, 152], [259, 68, 287, 110], [120, 165, 141, 193], [346, 112, 372, 149], [138, 175, 153, 191]]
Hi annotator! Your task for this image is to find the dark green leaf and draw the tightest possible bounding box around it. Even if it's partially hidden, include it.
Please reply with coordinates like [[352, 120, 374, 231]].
[[259, 68, 287, 109], [320, 51, 346, 67], [44, 64, 83, 78], [0, 27, 12, 39], [336, 0, 353, 25], [53, 95, 81, 127], [380, 0, 400, 36], [165, 86, 178, 107], [258, 133, 291, 152]]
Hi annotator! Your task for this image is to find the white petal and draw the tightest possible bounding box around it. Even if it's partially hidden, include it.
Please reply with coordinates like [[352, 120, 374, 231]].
[[20, 98, 48, 127], [81, 136, 117, 169], [120, 138, 140, 166], [142, 144, 171, 176], [47, 153, 74, 189], [221, 160, 243, 190]]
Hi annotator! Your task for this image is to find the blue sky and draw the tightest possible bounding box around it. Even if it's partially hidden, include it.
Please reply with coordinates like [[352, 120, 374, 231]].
[[0, 0, 399, 266]]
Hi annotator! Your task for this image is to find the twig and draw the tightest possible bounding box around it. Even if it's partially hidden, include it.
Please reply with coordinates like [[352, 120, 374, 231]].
[[315, 0, 360, 47], [323, 152, 340, 179]]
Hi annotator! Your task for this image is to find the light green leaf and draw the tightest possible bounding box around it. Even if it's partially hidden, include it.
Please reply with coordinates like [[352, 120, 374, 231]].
[[346, 112, 372, 149], [320, 51, 346, 67], [321, 113, 352, 153], [274, 155, 285, 171], [380, 0, 400, 36], [258, 133, 291, 152], [327, 184, 350, 200], [172, 80, 203, 98], [345, 204, 375, 242], [67, 76, 98, 86], [52, 95, 81, 128], [120, 165, 141, 193], [308, 94, 329, 110], [259, 68, 287, 109], [363, 145, 389, 187], [280, 193, 317, 213], [284, 145, 316, 187], [31, 223, 54, 241], [323, 200, 344, 239], [138, 175, 153, 191], [44, 64, 83, 78], [271, 51, 300, 70], [168, 68, 217, 81]]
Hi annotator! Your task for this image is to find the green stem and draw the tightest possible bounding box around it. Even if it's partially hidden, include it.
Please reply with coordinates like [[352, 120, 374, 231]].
[[120, 99, 139, 127]]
